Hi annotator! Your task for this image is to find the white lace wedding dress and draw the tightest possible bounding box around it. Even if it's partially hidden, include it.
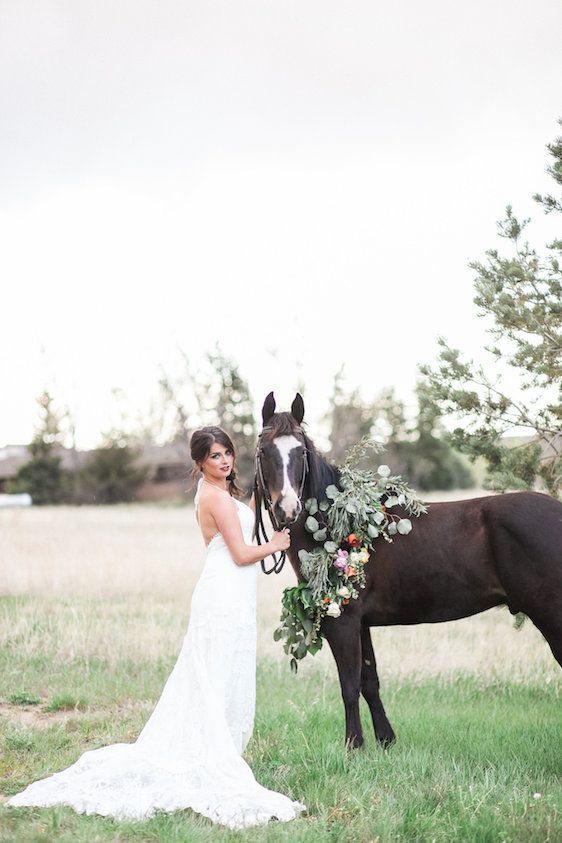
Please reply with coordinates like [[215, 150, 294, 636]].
[[7, 481, 305, 829]]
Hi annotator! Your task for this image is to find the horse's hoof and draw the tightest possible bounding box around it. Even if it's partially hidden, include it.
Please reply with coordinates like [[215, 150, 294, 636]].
[[377, 729, 396, 749], [345, 735, 364, 750]]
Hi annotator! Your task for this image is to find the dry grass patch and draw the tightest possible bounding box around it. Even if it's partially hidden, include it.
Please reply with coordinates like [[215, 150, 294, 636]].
[[1, 499, 559, 685]]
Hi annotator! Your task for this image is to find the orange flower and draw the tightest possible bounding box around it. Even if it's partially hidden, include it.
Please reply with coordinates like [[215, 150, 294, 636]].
[[343, 598, 350, 605], [323, 596, 330, 603], [347, 533, 361, 548], [346, 566, 357, 577]]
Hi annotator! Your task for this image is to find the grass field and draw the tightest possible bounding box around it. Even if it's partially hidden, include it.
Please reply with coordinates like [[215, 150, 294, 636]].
[[0, 502, 560, 842]]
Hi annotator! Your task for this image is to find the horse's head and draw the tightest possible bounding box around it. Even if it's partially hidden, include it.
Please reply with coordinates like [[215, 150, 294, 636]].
[[255, 391, 308, 526]]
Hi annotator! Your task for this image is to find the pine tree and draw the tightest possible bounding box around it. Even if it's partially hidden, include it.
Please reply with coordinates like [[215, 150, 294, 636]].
[[420, 121, 562, 497], [8, 391, 69, 504], [80, 439, 149, 504], [79, 390, 149, 504]]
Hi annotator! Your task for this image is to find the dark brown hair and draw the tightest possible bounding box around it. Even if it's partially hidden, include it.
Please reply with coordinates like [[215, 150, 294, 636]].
[[189, 426, 244, 498]]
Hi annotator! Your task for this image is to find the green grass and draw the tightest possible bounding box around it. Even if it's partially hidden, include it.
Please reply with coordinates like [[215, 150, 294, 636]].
[[44, 695, 88, 714], [7, 693, 41, 707], [1, 599, 560, 842]]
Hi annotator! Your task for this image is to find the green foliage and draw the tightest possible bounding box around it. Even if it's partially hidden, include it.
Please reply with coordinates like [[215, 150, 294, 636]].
[[374, 385, 474, 492], [7, 391, 71, 504], [274, 438, 426, 669], [45, 694, 87, 713], [8, 692, 41, 706], [4, 731, 35, 752], [80, 441, 148, 504], [421, 122, 562, 497]]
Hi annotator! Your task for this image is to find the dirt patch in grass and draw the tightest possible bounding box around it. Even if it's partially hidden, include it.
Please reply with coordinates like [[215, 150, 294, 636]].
[[0, 700, 80, 729], [0, 699, 150, 732]]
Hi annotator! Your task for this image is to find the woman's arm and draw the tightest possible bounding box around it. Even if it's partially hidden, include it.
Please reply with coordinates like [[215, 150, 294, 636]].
[[248, 493, 255, 513], [208, 494, 289, 567]]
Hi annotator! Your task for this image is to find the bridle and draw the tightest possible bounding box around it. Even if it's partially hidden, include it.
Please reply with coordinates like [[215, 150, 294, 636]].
[[253, 425, 309, 575]]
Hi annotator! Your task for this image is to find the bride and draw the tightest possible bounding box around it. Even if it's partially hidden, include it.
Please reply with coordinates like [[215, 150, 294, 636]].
[[7, 426, 306, 829]]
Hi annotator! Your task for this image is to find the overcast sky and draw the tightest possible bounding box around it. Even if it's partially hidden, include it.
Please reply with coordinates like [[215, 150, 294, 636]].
[[1, 0, 561, 448]]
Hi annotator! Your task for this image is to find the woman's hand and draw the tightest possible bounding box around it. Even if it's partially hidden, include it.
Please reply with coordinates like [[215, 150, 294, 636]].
[[270, 528, 291, 553]]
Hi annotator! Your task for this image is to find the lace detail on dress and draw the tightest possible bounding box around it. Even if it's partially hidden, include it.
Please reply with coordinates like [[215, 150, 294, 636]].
[[7, 485, 305, 829]]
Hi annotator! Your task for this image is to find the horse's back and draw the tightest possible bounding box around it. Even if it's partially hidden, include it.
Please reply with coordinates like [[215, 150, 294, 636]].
[[363, 491, 562, 626]]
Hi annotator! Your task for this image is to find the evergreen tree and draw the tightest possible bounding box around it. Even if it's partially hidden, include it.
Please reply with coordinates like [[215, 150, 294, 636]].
[[421, 122, 562, 496], [80, 437, 149, 504], [8, 391, 70, 504], [79, 391, 149, 504], [391, 382, 474, 491]]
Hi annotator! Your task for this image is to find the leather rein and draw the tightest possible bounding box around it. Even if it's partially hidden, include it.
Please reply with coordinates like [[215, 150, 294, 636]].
[[253, 426, 309, 575]]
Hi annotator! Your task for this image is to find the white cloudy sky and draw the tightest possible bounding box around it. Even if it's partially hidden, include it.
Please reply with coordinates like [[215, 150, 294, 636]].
[[1, 0, 561, 447]]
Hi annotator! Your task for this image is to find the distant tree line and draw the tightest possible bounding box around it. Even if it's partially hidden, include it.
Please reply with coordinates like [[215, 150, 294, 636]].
[[8, 122, 561, 503]]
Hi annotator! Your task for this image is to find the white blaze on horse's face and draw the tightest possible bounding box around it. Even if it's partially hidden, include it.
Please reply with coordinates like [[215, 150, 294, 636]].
[[272, 434, 303, 520]]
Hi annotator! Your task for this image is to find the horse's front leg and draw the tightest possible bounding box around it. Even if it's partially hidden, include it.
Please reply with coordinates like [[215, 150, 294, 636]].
[[360, 624, 396, 747], [322, 613, 363, 748]]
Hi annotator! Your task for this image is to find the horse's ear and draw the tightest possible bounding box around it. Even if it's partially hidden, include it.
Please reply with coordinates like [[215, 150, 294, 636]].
[[262, 391, 276, 425], [291, 393, 305, 425]]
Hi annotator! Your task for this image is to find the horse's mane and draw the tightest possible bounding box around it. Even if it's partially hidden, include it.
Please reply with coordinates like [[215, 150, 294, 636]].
[[302, 430, 341, 501], [263, 412, 341, 501]]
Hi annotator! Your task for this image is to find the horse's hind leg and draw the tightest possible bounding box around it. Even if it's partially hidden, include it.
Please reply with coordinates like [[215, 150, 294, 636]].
[[525, 608, 562, 668], [360, 625, 396, 747]]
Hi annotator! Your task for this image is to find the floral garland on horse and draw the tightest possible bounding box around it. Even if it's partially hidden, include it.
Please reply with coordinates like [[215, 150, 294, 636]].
[[274, 438, 427, 671]]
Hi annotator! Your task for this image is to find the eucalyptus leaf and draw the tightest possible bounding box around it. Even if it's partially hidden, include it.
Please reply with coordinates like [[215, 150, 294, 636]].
[[296, 641, 307, 659], [324, 541, 338, 554], [397, 518, 412, 535], [325, 484, 339, 499], [304, 498, 316, 512], [367, 524, 379, 538], [385, 496, 398, 509], [387, 521, 397, 535], [373, 511, 385, 525], [313, 528, 327, 542], [305, 516, 320, 533], [319, 499, 330, 511], [345, 502, 357, 513]]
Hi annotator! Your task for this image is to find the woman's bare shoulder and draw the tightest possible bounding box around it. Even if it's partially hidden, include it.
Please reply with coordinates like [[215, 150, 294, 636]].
[[197, 486, 237, 514]]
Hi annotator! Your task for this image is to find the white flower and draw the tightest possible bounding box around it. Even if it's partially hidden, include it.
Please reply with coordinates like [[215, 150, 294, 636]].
[[533, 793, 542, 800], [336, 586, 351, 598], [348, 551, 360, 565], [326, 602, 341, 618], [377, 464, 391, 477]]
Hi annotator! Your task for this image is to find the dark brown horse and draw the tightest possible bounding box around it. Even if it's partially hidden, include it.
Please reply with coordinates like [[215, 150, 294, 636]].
[[254, 392, 562, 748]]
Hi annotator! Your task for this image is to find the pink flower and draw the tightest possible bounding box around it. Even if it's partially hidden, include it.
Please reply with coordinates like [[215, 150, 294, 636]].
[[333, 550, 348, 570]]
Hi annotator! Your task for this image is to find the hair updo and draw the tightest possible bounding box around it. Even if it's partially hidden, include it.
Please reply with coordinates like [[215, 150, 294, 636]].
[[189, 425, 244, 498]]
